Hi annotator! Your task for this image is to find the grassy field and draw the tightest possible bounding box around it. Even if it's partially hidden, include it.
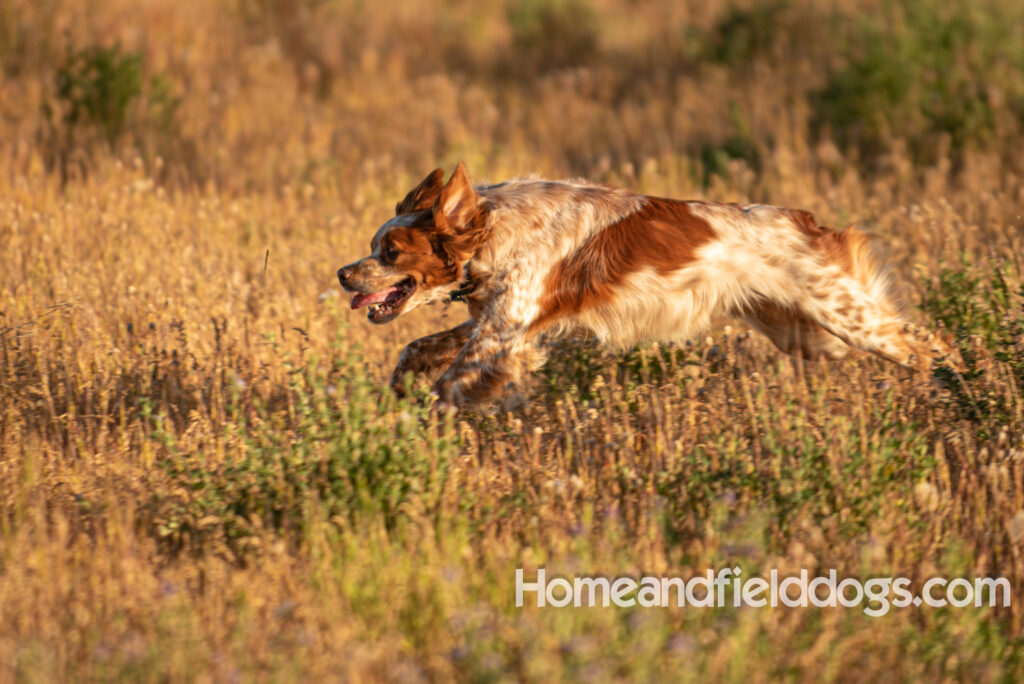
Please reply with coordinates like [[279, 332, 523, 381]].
[[2, 0, 1024, 680]]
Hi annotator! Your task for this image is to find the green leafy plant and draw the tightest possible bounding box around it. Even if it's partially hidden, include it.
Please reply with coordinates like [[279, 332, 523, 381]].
[[43, 43, 180, 179], [811, 0, 1024, 166], [697, 102, 762, 188], [149, 336, 460, 558], [920, 259, 1024, 429], [506, 0, 598, 72], [55, 44, 144, 146], [699, 1, 789, 67]]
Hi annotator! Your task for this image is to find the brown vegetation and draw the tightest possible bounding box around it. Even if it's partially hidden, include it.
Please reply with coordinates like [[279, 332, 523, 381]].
[[1, 0, 1024, 679]]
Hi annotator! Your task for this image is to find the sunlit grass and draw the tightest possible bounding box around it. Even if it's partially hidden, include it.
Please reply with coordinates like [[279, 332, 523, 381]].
[[2, 0, 1024, 680]]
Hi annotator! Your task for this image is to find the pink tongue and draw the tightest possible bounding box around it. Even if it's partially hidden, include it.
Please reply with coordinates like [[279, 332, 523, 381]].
[[350, 286, 398, 310]]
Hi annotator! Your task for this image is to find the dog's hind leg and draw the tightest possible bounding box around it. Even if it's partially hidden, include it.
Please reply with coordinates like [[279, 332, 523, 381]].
[[740, 300, 852, 361], [389, 320, 476, 396], [799, 229, 963, 371], [805, 285, 962, 371]]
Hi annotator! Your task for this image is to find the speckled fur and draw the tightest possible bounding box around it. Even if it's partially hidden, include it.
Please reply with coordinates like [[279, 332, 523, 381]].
[[340, 163, 963, 407]]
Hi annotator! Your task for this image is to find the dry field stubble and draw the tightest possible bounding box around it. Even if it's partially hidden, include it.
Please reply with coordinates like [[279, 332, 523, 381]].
[[2, 0, 1024, 680]]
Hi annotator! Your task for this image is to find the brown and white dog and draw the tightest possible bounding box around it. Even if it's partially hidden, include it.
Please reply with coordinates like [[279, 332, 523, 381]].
[[337, 162, 961, 407]]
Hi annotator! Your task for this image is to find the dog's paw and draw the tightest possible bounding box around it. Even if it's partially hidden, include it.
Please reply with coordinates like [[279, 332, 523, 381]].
[[429, 390, 459, 416]]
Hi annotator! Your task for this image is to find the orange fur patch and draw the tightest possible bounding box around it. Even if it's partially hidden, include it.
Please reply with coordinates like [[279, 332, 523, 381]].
[[529, 198, 716, 333]]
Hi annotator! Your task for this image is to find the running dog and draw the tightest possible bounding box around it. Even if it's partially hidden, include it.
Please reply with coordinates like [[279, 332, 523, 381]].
[[337, 163, 961, 406]]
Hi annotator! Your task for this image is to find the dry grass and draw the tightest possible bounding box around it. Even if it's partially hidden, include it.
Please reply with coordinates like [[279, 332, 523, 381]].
[[2, 0, 1024, 680]]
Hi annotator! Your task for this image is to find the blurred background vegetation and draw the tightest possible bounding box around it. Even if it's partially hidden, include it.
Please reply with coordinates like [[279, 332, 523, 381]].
[[2, 0, 1024, 680], [2, 0, 1022, 190]]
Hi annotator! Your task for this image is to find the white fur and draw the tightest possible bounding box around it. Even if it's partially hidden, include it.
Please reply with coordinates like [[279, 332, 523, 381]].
[[384, 176, 960, 405]]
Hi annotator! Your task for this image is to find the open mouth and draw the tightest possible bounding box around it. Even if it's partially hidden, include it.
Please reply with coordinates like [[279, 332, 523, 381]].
[[349, 277, 416, 323]]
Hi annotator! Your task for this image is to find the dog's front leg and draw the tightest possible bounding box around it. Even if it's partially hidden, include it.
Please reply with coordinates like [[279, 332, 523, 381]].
[[431, 320, 540, 407], [389, 320, 476, 396]]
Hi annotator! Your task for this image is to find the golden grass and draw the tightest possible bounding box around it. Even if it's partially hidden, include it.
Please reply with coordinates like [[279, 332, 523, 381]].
[[2, 0, 1024, 680]]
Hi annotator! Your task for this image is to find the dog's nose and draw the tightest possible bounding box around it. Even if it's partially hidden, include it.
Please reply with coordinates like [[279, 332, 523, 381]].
[[337, 266, 353, 285]]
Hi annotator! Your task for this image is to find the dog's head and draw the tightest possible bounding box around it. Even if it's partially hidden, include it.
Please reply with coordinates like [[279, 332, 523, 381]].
[[337, 162, 487, 324]]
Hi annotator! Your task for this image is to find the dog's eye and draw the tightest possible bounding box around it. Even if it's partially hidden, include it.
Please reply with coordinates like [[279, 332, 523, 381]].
[[384, 246, 399, 263]]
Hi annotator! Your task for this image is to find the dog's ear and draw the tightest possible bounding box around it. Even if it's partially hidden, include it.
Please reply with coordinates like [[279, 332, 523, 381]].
[[433, 161, 479, 233], [395, 168, 445, 215]]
